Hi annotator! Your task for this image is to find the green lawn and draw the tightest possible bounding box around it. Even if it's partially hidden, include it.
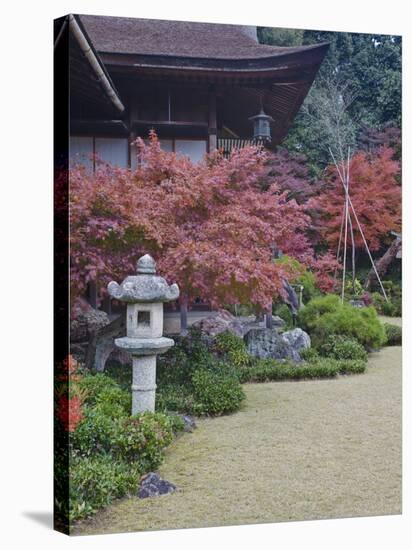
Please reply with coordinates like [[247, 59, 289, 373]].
[[74, 339, 401, 535]]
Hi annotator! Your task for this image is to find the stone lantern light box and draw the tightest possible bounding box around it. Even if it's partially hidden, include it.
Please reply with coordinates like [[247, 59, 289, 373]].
[[107, 254, 179, 414]]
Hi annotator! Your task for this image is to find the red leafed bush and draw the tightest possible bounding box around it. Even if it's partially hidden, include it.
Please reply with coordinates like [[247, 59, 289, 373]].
[[55, 356, 85, 433], [57, 395, 84, 433]]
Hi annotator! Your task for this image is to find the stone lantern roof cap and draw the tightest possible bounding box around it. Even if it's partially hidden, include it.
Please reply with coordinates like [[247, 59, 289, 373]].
[[107, 254, 180, 303]]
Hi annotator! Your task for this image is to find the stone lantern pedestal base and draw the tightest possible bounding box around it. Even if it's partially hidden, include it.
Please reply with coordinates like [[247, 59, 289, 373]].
[[131, 355, 157, 414], [114, 336, 175, 414]]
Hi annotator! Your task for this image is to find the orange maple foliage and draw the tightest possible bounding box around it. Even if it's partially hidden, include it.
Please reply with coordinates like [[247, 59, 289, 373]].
[[316, 147, 401, 252]]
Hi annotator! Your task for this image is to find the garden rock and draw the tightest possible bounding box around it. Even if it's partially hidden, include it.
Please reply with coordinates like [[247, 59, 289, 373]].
[[271, 315, 286, 328], [137, 473, 176, 499], [191, 309, 247, 339], [244, 327, 311, 362], [179, 414, 197, 432], [349, 299, 366, 308], [70, 305, 110, 343], [85, 313, 130, 372], [281, 328, 311, 352], [245, 328, 300, 361]]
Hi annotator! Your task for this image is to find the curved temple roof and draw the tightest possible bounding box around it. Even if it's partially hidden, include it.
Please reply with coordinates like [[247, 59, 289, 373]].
[[75, 14, 329, 145], [79, 15, 326, 62]]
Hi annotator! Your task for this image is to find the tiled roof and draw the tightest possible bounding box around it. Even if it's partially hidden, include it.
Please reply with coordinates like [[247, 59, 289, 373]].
[[79, 15, 317, 60]]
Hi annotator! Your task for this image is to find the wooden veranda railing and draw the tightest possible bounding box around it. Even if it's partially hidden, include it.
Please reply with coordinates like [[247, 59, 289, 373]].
[[217, 138, 265, 157]]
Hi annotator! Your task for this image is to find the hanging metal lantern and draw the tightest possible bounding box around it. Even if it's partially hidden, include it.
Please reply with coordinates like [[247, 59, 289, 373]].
[[249, 108, 274, 142]]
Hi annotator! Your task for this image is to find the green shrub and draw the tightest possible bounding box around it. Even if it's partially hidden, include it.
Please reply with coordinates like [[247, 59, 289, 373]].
[[75, 375, 131, 441], [93, 386, 131, 418], [71, 407, 117, 455], [157, 328, 215, 387], [191, 369, 245, 415], [371, 292, 402, 317], [299, 294, 386, 350], [314, 306, 386, 350], [298, 294, 341, 331], [371, 292, 386, 314], [78, 373, 118, 406], [318, 334, 368, 361], [113, 412, 174, 470], [384, 323, 402, 346], [69, 453, 140, 521], [274, 303, 293, 329], [69, 371, 178, 523], [299, 347, 320, 362], [214, 331, 251, 367], [156, 384, 195, 414], [167, 414, 186, 434], [155, 330, 245, 416], [104, 362, 132, 390], [344, 276, 363, 299], [382, 300, 397, 316]]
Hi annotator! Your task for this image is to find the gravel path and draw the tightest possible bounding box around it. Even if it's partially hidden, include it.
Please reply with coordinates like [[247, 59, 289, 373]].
[[74, 343, 402, 535]]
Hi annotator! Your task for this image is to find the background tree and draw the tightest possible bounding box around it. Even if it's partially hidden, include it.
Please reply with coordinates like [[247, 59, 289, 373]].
[[259, 28, 401, 173], [257, 27, 304, 47]]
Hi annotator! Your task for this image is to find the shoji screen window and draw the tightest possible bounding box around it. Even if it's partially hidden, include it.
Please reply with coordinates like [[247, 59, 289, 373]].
[[69, 136, 94, 173], [175, 140, 207, 163], [95, 138, 128, 168]]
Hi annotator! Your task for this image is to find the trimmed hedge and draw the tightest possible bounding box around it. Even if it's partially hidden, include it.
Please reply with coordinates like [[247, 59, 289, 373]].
[[237, 356, 366, 383]]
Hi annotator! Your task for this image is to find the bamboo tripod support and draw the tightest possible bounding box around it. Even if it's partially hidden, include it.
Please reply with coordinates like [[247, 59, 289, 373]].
[[328, 147, 388, 303]]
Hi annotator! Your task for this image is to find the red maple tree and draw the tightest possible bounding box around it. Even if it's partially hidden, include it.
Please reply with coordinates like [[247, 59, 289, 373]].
[[69, 133, 334, 310], [316, 147, 401, 252]]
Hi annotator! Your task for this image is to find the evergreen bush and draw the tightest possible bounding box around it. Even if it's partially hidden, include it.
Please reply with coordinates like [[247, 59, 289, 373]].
[[299, 294, 386, 350]]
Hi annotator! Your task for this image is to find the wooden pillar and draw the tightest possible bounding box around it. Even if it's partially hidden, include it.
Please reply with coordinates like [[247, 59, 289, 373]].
[[102, 295, 112, 316], [88, 280, 98, 309], [180, 296, 188, 334], [208, 88, 217, 152]]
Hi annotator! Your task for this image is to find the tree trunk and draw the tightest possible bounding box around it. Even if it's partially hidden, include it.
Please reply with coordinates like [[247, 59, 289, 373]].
[[364, 237, 401, 290], [265, 301, 273, 329]]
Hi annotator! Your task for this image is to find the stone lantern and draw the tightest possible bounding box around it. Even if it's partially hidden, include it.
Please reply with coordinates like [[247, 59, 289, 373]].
[[107, 254, 180, 414]]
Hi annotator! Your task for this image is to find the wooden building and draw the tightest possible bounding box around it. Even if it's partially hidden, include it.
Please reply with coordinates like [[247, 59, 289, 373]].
[[55, 14, 328, 169]]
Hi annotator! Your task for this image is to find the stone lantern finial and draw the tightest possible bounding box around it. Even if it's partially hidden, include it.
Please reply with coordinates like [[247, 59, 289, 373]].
[[137, 254, 156, 274]]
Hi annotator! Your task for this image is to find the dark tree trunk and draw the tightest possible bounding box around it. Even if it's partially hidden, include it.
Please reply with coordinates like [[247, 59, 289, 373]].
[[265, 301, 273, 329], [364, 237, 401, 290]]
